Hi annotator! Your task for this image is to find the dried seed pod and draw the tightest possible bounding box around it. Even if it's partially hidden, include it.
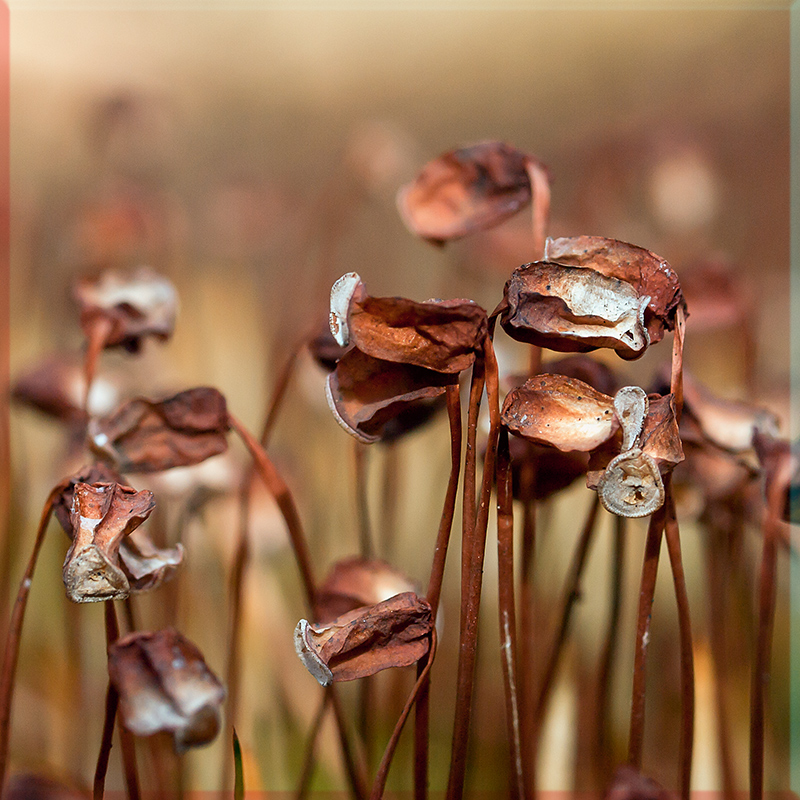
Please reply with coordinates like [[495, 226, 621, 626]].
[[545, 235, 683, 346], [326, 348, 453, 443], [52, 463, 128, 533], [108, 628, 225, 753], [397, 141, 547, 244], [637, 393, 684, 473], [63, 482, 155, 602], [88, 387, 230, 472], [596, 448, 665, 518], [294, 592, 433, 686], [501, 373, 618, 452], [614, 386, 649, 451], [329, 272, 366, 348], [315, 557, 420, 624], [74, 266, 178, 353], [498, 262, 651, 359]]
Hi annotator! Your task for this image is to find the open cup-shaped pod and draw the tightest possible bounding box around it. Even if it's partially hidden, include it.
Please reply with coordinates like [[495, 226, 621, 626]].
[[397, 141, 549, 245], [108, 628, 225, 753], [326, 348, 454, 444], [295, 592, 433, 686], [596, 449, 664, 519], [74, 266, 178, 353], [329, 272, 488, 373], [88, 387, 230, 472], [62, 481, 156, 602]]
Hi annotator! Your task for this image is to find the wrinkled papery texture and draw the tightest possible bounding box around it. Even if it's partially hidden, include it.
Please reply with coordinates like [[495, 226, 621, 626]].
[[294, 592, 433, 686], [63, 482, 156, 602], [6, 774, 89, 800], [326, 348, 454, 443], [508, 435, 589, 501], [545, 236, 683, 345], [498, 262, 650, 359], [315, 557, 419, 624], [397, 141, 544, 244], [604, 766, 670, 800], [108, 629, 225, 753], [74, 266, 178, 352], [89, 387, 230, 472], [596, 449, 665, 518], [54, 465, 183, 596], [347, 295, 488, 373], [637, 394, 684, 472], [681, 371, 779, 453], [501, 373, 619, 452]]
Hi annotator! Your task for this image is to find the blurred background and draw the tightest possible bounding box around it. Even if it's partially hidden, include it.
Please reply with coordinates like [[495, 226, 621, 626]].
[[5, 2, 793, 796]]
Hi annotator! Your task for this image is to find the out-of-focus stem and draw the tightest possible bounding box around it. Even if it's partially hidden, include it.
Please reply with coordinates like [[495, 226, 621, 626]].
[[354, 441, 373, 558], [94, 682, 119, 800], [296, 690, 332, 800], [525, 161, 551, 261]]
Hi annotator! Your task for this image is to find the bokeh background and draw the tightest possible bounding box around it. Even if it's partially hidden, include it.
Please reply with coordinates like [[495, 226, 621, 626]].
[[5, 2, 793, 795]]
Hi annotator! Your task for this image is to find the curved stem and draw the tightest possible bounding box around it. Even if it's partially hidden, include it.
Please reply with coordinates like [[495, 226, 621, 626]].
[[670, 305, 686, 422], [370, 632, 437, 800], [447, 336, 500, 800], [0, 485, 59, 791], [82, 316, 113, 414], [525, 161, 551, 261], [628, 501, 668, 770], [664, 486, 694, 800], [497, 428, 524, 799]]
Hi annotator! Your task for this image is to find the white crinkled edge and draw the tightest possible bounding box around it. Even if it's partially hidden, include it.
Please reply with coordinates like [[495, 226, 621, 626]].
[[294, 619, 334, 687], [329, 272, 362, 347]]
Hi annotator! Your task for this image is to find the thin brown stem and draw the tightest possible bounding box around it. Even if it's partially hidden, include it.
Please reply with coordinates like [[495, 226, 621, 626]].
[[82, 316, 113, 414], [354, 441, 373, 558], [94, 683, 119, 800], [664, 486, 694, 800], [628, 502, 668, 770], [260, 342, 302, 445], [330, 685, 369, 800], [525, 161, 551, 261], [380, 442, 400, 562], [370, 632, 437, 800], [595, 514, 626, 785], [0, 486, 59, 792], [496, 428, 524, 799], [447, 337, 500, 800], [533, 495, 601, 742], [296, 690, 332, 800], [670, 304, 686, 422]]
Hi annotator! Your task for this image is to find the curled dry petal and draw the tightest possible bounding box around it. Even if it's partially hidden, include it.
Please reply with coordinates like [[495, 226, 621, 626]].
[[498, 262, 651, 359], [501, 373, 618, 452], [614, 386, 649, 451], [63, 482, 155, 602], [682, 371, 779, 453], [74, 266, 178, 353], [89, 387, 230, 472], [597, 449, 665, 518], [545, 235, 683, 345], [315, 557, 419, 624], [326, 348, 454, 443], [108, 628, 225, 753], [397, 141, 545, 244], [329, 272, 366, 347], [638, 394, 684, 473], [295, 592, 433, 686]]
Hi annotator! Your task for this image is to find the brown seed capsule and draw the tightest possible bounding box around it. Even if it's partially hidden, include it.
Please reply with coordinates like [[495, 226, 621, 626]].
[[62, 482, 156, 603], [294, 592, 433, 686], [74, 266, 178, 353], [88, 387, 230, 472], [397, 141, 548, 244], [596, 448, 665, 519], [108, 628, 225, 753]]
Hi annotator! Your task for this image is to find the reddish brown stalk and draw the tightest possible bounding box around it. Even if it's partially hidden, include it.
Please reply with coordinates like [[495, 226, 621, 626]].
[[627, 502, 668, 770], [0, 485, 59, 792], [496, 428, 524, 799], [414, 383, 462, 800], [228, 412, 317, 612], [296, 690, 332, 800], [532, 494, 601, 747], [525, 161, 550, 261], [94, 682, 119, 800], [447, 336, 500, 800], [82, 316, 113, 414], [670, 305, 685, 421], [595, 514, 626, 785], [369, 631, 437, 800], [664, 486, 694, 800], [380, 443, 400, 561], [104, 601, 141, 800], [749, 461, 789, 800], [354, 441, 374, 558], [260, 341, 302, 445], [330, 686, 369, 800]]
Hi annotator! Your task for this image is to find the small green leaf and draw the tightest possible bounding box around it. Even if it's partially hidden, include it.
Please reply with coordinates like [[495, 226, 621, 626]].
[[233, 728, 245, 800]]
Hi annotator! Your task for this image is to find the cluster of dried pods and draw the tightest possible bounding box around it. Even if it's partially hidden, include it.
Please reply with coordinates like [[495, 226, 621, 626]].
[[3, 140, 794, 800]]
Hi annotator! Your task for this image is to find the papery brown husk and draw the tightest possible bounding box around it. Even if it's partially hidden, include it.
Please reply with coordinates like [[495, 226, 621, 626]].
[[108, 628, 225, 752], [347, 295, 488, 373], [74, 266, 177, 353], [327, 347, 454, 443], [397, 141, 545, 244], [89, 387, 230, 472], [295, 592, 433, 685], [545, 235, 683, 345], [497, 262, 650, 359], [314, 557, 419, 624], [501, 373, 618, 452], [604, 765, 671, 800], [53, 463, 128, 532], [63, 482, 156, 602]]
